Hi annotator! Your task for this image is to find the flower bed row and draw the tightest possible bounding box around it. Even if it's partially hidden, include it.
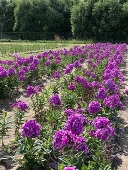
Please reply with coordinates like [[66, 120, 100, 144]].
[[0, 42, 127, 170]]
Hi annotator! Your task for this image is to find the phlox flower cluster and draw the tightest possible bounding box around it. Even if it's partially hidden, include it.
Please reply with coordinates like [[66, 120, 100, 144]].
[[74, 76, 88, 89], [90, 116, 115, 141], [64, 166, 77, 170], [26, 85, 42, 96], [53, 130, 88, 155], [103, 94, 123, 110], [104, 79, 119, 93], [49, 94, 61, 106], [88, 101, 101, 114], [68, 84, 76, 90], [11, 101, 28, 111], [64, 113, 88, 135], [52, 71, 60, 79], [96, 87, 108, 100], [22, 119, 41, 138]]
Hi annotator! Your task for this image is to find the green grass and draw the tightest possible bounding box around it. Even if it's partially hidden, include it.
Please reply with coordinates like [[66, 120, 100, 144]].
[[0, 39, 94, 60]]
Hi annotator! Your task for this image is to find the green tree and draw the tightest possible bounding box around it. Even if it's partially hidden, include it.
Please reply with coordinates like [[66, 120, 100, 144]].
[[92, 0, 122, 40], [2, 0, 16, 32], [13, 0, 49, 32], [71, 0, 96, 39], [121, 1, 128, 40]]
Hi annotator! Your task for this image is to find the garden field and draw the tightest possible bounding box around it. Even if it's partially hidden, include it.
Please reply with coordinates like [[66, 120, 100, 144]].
[[0, 42, 128, 170]]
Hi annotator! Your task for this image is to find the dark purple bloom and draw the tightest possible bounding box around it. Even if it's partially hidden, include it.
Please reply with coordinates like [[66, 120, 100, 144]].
[[64, 109, 76, 116], [85, 70, 91, 76], [22, 66, 29, 73], [49, 94, 61, 106], [35, 86, 42, 93], [53, 129, 88, 154], [73, 61, 81, 68], [53, 130, 75, 150], [52, 71, 60, 79], [0, 68, 8, 78], [90, 126, 115, 141], [7, 68, 17, 76], [73, 136, 88, 154], [19, 75, 26, 81], [105, 79, 118, 92], [88, 101, 101, 114], [11, 101, 28, 111], [33, 58, 40, 66], [29, 63, 37, 71], [7, 60, 13, 65], [96, 87, 107, 100], [79, 58, 85, 63], [45, 60, 51, 66], [92, 116, 111, 129], [64, 166, 77, 170], [64, 113, 86, 135], [26, 86, 37, 96], [103, 94, 123, 109], [22, 120, 41, 138], [68, 84, 76, 90]]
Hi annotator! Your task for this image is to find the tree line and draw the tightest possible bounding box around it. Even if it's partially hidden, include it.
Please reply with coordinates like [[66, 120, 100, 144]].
[[0, 0, 128, 41]]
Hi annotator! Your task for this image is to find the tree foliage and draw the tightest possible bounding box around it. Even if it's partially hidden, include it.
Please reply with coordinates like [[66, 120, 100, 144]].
[[0, 0, 128, 41]]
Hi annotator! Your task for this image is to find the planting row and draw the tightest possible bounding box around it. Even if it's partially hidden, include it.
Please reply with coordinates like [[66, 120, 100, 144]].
[[0, 43, 127, 170]]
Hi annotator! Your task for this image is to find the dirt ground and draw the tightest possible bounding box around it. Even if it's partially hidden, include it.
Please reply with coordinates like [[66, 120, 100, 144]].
[[112, 50, 128, 170], [0, 49, 128, 170]]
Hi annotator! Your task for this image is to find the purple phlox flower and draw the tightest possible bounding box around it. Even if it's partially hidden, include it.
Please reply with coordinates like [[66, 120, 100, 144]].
[[21, 66, 29, 73], [7, 67, 17, 76], [79, 58, 85, 63], [48, 55, 54, 60], [68, 83, 76, 90], [0, 68, 8, 78], [11, 101, 28, 111], [49, 94, 61, 106], [28, 63, 37, 71], [96, 87, 108, 100], [64, 109, 76, 116], [105, 79, 118, 92], [19, 75, 26, 81], [85, 70, 91, 76], [19, 69, 25, 75], [14, 62, 20, 68], [53, 129, 88, 155], [52, 71, 60, 79], [103, 94, 123, 109], [64, 166, 77, 170], [73, 61, 82, 68], [88, 101, 101, 114], [91, 72, 96, 79], [29, 55, 34, 62], [64, 64, 74, 74], [90, 126, 115, 141], [35, 86, 42, 93], [54, 59, 60, 64], [7, 60, 13, 65], [33, 58, 40, 66], [26, 86, 37, 96], [45, 60, 51, 66], [64, 113, 87, 135], [22, 120, 41, 138], [73, 136, 88, 155], [53, 130, 76, 150], [76, 108, 85, 114], [125, 89, 128, 95], [92, 116, 111, 129]]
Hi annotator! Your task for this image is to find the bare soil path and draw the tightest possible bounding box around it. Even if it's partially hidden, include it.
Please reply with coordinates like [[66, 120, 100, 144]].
[[112, 50, 128, 170]]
